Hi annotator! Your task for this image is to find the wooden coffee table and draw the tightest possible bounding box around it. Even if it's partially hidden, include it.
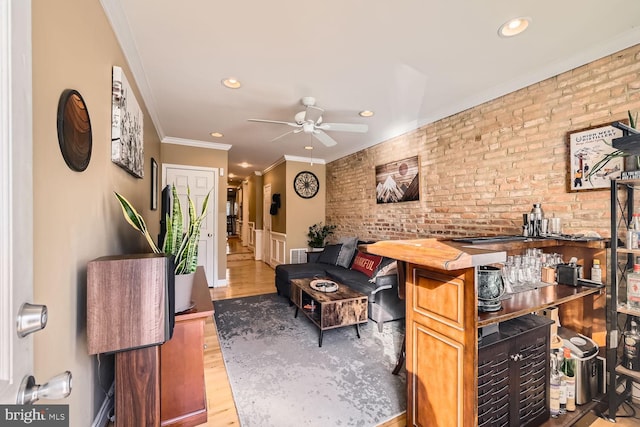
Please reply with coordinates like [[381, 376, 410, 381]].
[[290, 277, 368, 347]]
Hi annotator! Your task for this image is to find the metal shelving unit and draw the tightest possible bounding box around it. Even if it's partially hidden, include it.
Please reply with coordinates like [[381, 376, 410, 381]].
[[607, 178, 640, 421]]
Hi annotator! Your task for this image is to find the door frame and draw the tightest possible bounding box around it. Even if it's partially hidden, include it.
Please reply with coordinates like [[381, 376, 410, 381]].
[[162, 163, 218, 287], [0, 0, 33, 401]]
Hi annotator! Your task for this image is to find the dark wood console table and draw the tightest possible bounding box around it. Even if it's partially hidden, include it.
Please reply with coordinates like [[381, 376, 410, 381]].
[[115, 267, 214, 427]]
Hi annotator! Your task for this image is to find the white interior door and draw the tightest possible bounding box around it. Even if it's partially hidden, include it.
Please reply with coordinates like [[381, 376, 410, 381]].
[[263, 184, 271, 265], [164, 164, 217, 287], [0, 0, 34, 403]]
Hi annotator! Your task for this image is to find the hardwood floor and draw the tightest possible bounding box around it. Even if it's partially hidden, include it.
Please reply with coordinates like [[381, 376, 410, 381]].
[[200, 236, 635, 427]]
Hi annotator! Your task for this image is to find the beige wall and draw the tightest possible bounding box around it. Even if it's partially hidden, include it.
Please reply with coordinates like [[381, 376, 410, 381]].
[[263, 162, 287, 233], [160, 143, 229, 283], [32, 0, 161, 423], [247, 173, 263, 229], [286, 162, 327, 253], [328, 44, 640, 242]]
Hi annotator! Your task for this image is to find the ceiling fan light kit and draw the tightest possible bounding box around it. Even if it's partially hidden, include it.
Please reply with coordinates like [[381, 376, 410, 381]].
[[248, 96, 368, 147]]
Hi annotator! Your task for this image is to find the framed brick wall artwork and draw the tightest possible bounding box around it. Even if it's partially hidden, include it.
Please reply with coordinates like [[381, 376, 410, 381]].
[[375, 155, 419, 203], [568, 122, 624, 192], [111, 65, 144, 178]]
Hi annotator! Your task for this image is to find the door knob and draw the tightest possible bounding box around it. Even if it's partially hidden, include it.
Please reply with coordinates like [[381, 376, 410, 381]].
[[208, 233, 213, 237], [16, 303, 48, 337], [16, 371, 72, 404]]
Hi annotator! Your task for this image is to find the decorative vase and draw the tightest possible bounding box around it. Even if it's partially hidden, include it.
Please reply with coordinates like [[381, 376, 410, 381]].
[[174, 272, 195, 313]]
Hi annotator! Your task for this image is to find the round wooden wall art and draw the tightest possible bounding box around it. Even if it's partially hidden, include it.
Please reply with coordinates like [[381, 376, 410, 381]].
[[56, 89, 92, 171]]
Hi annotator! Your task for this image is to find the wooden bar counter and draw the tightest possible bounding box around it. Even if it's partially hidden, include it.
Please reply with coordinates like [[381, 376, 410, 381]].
[[367, 238, 606, 427]]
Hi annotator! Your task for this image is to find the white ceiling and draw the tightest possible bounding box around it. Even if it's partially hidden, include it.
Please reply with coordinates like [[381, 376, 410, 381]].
[[101, 0, 640, 186]]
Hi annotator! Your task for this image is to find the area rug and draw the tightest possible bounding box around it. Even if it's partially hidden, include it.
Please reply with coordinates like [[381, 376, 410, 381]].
[[214, 293, 406, 427]]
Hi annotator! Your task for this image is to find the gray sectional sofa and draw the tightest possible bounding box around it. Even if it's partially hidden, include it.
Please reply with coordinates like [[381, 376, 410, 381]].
[[275, 239, 405, 332]]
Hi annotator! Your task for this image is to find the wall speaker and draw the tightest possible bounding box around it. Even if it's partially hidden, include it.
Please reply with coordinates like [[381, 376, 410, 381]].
[[87, 253, 175, 354]]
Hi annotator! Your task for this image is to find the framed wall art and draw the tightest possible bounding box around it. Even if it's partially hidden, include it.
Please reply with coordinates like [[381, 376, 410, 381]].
[[150, 158, 158, 210], [111, 65, 144, 178], [568, 122, 625, 191], [375, 155, 419, 203]]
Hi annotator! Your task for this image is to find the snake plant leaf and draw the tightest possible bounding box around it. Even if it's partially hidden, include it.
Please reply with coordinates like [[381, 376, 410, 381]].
[[115, 184, 211, 275], [114, 192, 161, 253]]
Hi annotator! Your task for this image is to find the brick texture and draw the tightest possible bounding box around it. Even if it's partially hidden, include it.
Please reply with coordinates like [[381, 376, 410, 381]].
[[327, 44, 640, 242]]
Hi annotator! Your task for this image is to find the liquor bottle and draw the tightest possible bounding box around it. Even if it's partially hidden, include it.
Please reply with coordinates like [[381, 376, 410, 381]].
[[624, 318, 640, 371], [563, 347, 576, 412], [549, 353, 561, 418], [591, 259, 602, 283], [628, 263, 640, 310], [558, 350, 567, 415]]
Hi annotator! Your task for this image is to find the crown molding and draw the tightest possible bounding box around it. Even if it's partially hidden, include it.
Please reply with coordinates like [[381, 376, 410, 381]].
[[162, 136, 231, 151], [100, 0, 166, 141], [283, 155, 326, 165]]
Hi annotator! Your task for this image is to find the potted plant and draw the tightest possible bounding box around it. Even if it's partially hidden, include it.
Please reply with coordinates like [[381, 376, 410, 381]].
[[307, 222, 336, 249], [585, 110, 638, 182], [114, 184, 210, 312]]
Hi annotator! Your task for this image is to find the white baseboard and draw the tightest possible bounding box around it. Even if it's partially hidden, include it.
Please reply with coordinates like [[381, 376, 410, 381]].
[[91, 381, 115, 427], [213, 278, 228, 287]]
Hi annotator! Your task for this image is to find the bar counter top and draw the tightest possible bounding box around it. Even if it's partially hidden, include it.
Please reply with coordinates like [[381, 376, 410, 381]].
[[366, 238, 507, 270]]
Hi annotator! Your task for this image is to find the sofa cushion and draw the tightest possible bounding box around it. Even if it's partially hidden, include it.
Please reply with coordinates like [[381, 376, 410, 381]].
[[324, 266, 371, 294], [350, 251, 383, 278], [275, 263, 329, 283], [317, 244, 343, 265], [336, 236, 358, 268]]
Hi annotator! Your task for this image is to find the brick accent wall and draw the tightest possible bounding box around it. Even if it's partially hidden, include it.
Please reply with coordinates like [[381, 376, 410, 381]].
[[327, 44, 640, 242]]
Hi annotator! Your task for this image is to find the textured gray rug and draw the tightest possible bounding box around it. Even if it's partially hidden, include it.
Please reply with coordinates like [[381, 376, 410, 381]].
[[213, 293, 406, 427]]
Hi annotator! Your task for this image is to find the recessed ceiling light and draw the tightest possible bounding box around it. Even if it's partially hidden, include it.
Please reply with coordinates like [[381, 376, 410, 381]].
[[304, 146, 313, 150], [210, 132, 223, 138], [222, 78, 241, 89], [359, 110, 374, 117], [498, 17, 531, 37], [239, 162, 250, 168]]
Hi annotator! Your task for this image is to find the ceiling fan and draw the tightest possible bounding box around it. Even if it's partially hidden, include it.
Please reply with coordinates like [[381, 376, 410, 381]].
[[248, 97, 368, 147]]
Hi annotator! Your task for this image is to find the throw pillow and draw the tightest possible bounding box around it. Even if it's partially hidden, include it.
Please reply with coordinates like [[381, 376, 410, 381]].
[[369, 259, 398, 283], [350, 251, 383, 278], [317, 244, 343, 265], [336, 236, 358, 268]]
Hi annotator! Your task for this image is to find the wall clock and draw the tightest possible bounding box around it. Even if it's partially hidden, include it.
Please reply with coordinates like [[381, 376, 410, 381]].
[[294, 171, 319, 199]]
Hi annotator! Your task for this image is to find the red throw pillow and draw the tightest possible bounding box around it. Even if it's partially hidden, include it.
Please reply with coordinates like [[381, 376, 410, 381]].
[[350, 252, 383, 278]]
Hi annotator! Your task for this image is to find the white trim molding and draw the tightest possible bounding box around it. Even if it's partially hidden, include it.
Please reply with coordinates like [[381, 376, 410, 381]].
[[1, 0, 33, 398], [254, 229, 263, 261], [162, 136, 231, 151], [247, 222, 255, 249], [269, 232, 286, 268]]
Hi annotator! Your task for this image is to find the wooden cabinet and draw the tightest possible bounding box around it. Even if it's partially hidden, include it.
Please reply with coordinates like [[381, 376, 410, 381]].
[[115, 267, 213, 427], [367, 238, 605, 427], [478, 315, 552, 427]]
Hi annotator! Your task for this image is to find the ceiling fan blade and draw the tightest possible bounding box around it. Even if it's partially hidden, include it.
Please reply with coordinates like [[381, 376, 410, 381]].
[[317, 122, 368, 133], [312, 130, 338, 147], [248, 118, 300, 128], [304, 106, 324, 124], [269, 130, 295, 142]]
